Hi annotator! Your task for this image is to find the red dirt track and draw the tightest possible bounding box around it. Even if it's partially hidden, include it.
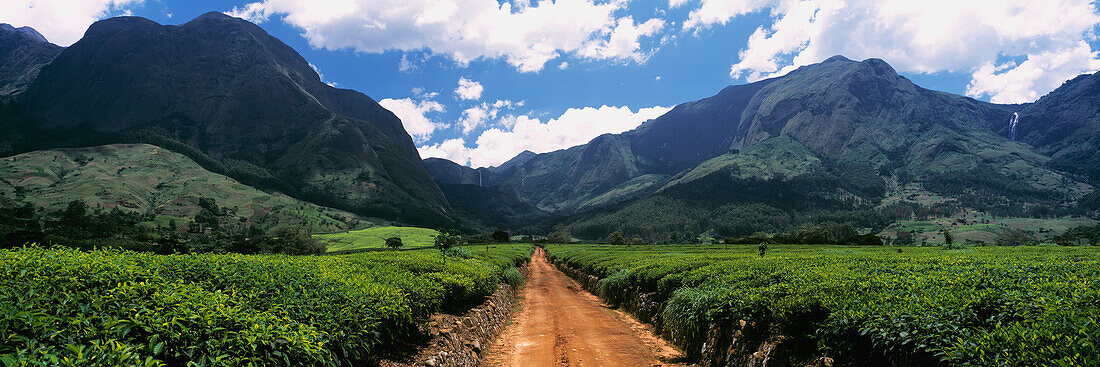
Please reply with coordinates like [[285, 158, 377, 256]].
[[482, 250, 690, 367]]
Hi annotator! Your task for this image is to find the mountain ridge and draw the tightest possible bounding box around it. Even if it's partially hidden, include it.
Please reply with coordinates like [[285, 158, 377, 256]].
[[425, 56, 1098, 237], [0, 13, 459, 228]]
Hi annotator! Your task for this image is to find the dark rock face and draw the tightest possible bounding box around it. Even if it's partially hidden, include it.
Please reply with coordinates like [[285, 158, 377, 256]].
[[0, 24, 61, 97], [4, 13, 453, 225], [1020, 72, 1100, 182]]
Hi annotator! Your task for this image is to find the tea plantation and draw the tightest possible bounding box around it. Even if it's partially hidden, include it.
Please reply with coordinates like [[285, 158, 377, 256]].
[[546, 244, 1100, 366], [0, 244, 531, 366]]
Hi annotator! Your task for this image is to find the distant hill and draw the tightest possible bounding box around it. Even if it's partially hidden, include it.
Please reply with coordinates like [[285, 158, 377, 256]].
[[0, 13, 457, 228], [0, 144, 368, 233], [426, 56, 1098, 239]]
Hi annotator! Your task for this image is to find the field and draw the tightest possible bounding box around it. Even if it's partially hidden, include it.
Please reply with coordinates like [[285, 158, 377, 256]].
[[0, 244, 531, 366], [315, 226, 441, 253], [883, 216, 1097, 244], [546, 244, 1100, 366]]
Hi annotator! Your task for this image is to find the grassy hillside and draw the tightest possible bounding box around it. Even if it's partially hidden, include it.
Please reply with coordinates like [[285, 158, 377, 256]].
[[317, 226, 441, 253], [0, 144, 367, 233]]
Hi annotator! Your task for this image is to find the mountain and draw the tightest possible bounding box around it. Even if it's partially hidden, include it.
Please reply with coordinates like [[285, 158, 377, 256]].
[[1019, 72, 1100, 182], [0, 24, 61, 97], [426, 56, 1096, 238], [0, 13, 456, 227]]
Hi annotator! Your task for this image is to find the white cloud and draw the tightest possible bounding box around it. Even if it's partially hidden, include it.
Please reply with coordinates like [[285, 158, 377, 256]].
[[456, 99, 525, 134], [682, 0, 771, 31], [693, 0, 1100, 103], [399, 54, 418, 73], [0, 0, 144, 46], [578, 17, 666, 63], [558, 61, 570, 70], [455, 77, 484, 100], [308, 63, 338, 87], [459, 106, 493, 134], [226, 0, 667, 72], [655, 75, 661, 81], [378, 97, 445, 142], [967, 42, 1100, 103], [419, 105, 671, 167], [418, 138, 472, 165], [668, 0, 693, 8]]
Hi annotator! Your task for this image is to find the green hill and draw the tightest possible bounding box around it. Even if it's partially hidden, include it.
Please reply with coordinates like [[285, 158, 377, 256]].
[[316, 226, 440, 253], [0, 144, 367, 233]]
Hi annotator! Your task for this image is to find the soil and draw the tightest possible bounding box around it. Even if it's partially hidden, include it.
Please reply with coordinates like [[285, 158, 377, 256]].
[[481, 250, 691, 367]]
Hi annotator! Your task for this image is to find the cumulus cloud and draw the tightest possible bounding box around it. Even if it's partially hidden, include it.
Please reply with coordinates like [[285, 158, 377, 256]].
[[418, 105, 671, 167], [682, 0, 770, 31], [558, 61, 570, 70], [455, 77, 483, 100], [0, 0, 144, 46], [457, 99, 524, 134], [226, 0, 666, 72], [967, 42, 1100, 103], [417, 138, 471, 164], [578, 17, 666, 63], [686, 0, 1100, 103], [378, 97, 445, 143]]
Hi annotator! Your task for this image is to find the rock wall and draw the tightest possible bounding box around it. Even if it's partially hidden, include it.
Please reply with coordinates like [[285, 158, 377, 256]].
[[383, 265, 528, 367]]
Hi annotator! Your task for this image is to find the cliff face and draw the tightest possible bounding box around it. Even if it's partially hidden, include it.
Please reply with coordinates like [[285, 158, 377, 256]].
[[0, 24, 61, 97]]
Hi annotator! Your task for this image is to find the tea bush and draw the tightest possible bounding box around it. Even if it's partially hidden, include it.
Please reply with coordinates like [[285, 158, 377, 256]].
[[0, 245, 531, 366], [546, 244, 1100, 366]]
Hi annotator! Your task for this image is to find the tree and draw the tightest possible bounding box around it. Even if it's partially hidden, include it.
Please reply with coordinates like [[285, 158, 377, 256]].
[[630, 237, 645, 246], [996, 229, 1038, 246], [895, 230, 915, 246], [547, 225, 571, 244], [491, 230, 510, 243], [608, 230, 627, 245], [434, 232, 463, 264], [943, 230, 954, 246], [61, 200, 88, 224], [435, 232, 461, 252], [385, 236, 403, 249], [269, 227, 324, 255], [758, 243, 768, 257]]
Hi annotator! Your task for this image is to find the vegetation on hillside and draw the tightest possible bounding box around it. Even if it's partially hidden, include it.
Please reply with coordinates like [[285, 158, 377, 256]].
[[0, 144, 366, 233], [0, 198, 323, 255]]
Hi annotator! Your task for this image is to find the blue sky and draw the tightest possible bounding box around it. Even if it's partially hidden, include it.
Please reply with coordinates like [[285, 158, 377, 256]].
[[4, 0, 1100, 167]]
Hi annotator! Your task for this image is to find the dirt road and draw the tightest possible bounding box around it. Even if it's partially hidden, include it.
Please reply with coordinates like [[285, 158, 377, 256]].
[[482, 250, 689, 367]]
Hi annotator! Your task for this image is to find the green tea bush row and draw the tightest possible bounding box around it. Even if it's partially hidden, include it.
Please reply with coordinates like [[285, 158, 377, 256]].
[[0, 245, 531, 366], [546, 244, 1100, 366]]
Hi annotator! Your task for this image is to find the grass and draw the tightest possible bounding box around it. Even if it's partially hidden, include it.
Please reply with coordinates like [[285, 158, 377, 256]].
[[316, 226, 441, 253]]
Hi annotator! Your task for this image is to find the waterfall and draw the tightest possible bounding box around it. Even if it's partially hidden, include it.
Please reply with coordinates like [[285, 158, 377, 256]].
[[1009, 112, 1019, 141]]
